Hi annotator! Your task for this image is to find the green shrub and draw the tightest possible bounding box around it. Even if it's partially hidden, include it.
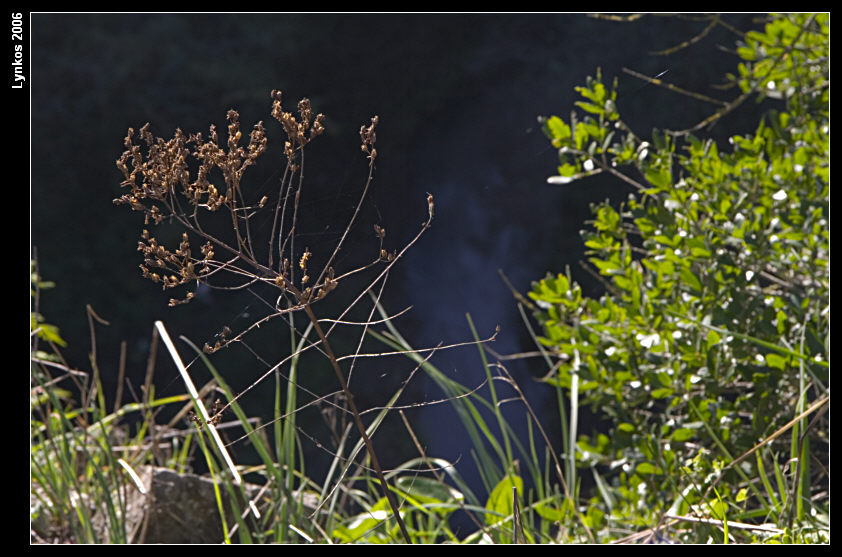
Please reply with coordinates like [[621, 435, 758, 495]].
[[529, 13, 828, 543]]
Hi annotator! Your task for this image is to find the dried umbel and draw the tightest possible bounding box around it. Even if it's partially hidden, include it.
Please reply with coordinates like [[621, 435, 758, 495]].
[[113, 91, 337, 309], [114, 112, 265, 305], [113, 89, 434, 544], [113, 90, 434, 342], [114, 110, 269, 219]]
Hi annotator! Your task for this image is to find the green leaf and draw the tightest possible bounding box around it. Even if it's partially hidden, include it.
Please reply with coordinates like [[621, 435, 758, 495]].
[[645, 166, 672, 189], [775, 309, 787, 335], [670, 428, 695, 442], [484, 474, 523, 527], [31, 314, 67, 347], [574, 121, 590, 150], [764, 352, 787, 371], [332, 497, 393, 542], [690, 246, 711, 258], [738, 46, 756, 61], [651, 387, 673, 399], [706, 329, 721, 350], [558, 163, 578, 177], [394, 476, 463, 508], [710, 499, 728, 521], [577, 82, 606, 104], [546, 115, 571, 145], [552, 273, 570, 294], [636, 462, 660, 475], [535, 502, 565, 521], [575, 101, 604, 116], [679, 266, 702, 292]]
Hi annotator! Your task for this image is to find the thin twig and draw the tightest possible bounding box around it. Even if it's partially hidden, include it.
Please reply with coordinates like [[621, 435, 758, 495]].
[[303, 303, 412, 543], [622, 66, 727, 106], [667, 13, 817, 136], [493, 363, 595, 542], [649, 14, 720, 56]]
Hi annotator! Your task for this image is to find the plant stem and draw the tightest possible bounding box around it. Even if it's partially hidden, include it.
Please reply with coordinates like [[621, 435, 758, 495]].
[[303, 303, 412, 543]]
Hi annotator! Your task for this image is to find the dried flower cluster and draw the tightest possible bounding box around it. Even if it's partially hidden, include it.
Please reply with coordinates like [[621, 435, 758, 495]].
[[113, 89, 434, 543], [271, 89, 325, 168], [187, 398, 225, 430], [113, 90, 394, 334], [114, 107, 271, 306], [135, 228, 214, 307], [114, 109, 268, 221], [359, 115, 378, 160]]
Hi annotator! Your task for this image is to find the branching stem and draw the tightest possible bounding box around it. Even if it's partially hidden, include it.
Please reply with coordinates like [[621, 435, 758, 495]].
[[303, 303, 412, 543]]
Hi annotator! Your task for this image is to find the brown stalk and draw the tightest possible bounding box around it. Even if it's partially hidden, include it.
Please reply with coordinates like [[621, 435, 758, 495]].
[[114, 90, 419, 542], [302, 302, 412, 542]]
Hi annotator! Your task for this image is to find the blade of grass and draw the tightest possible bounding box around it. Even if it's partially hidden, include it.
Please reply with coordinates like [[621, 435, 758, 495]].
[[466, 313, 514, 474], [514, 302, 572, 498], [755, 450, 781, 517], [156, 321, 242, 485], [366, 321, 503, 496]]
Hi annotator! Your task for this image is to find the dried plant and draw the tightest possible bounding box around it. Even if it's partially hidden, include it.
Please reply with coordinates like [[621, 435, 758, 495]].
[[113, 90, 438, 542]]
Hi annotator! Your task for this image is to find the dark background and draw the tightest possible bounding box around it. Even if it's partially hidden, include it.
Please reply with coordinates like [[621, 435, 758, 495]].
[[30, 13, 766, 512]]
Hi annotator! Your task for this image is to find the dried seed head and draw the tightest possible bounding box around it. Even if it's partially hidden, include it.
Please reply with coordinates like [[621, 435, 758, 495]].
[[299, 249, 311, 270], [203, 341, 222, 354], [297, 287, 312, 303], [360, 115, 379, 154], [115, 89, 344, 315], [311, 113, 326, 138], [298, 98, 312, 128], [323, 274, 339, 294], [188, 410, 204, 429]]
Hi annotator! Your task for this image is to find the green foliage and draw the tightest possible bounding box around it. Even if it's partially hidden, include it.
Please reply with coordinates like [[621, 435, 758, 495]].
[[31, 269, 206, 543], [31, 260, 67, 349], [531, 13, 828, 542]]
